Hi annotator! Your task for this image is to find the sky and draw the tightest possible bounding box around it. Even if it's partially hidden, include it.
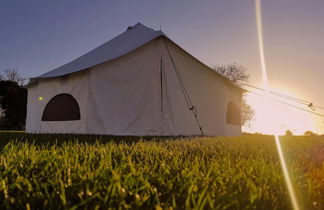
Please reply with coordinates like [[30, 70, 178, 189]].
[[1, 0, 323, 134]]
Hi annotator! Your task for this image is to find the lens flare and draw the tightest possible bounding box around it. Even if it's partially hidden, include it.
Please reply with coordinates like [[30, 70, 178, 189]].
[[255, 1, 300, 210], [274, 135, 300, 210], [255, 0, 269, 93]]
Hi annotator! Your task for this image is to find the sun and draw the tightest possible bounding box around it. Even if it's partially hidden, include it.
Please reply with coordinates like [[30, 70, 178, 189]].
[[243, 91, 316, 135]]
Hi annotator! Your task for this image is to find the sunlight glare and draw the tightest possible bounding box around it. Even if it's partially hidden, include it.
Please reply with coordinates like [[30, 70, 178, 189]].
[[274, 135, 300, 210], [255, 0, 269, 92], [255, 1, 300, 210], [244, 93, 316, 135]]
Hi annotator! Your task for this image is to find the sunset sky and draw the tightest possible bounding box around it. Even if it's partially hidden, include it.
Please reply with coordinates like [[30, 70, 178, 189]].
[[1, 0, 323, 134]]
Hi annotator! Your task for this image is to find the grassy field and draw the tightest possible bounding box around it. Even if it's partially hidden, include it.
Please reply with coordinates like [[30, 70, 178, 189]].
[[0, 133, 323, 209]]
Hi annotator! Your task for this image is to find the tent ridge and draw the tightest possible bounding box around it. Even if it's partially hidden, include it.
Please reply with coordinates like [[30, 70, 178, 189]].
[[31, 23, 165, 83]]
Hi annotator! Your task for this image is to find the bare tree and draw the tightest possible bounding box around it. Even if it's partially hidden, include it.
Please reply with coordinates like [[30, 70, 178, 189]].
[[214, 63, 249, 85], [213, 63, 254, 127], [2, 68, 27, 86]]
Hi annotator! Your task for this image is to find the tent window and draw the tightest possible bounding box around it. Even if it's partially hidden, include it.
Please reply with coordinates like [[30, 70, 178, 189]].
[[226, 101, 241, 125], [42, 94, 80, 121]]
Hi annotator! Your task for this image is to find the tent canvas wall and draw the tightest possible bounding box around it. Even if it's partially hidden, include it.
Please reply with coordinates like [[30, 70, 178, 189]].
[[26, 23, 243, 136]]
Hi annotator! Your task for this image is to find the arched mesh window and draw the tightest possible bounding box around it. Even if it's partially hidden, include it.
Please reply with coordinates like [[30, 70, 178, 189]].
[[42, 94, 80, 121], [226, 101, 241, 125]]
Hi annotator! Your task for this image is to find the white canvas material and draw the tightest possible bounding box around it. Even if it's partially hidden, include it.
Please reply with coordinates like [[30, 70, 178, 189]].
[[26, 23, 242, 136]]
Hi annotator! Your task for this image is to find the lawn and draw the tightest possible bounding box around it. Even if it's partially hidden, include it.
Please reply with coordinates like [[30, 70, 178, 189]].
[[0, 133, 323, 209]]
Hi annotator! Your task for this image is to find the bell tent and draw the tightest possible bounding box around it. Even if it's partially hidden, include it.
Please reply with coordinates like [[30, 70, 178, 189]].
[[26, 23, 243, 136]]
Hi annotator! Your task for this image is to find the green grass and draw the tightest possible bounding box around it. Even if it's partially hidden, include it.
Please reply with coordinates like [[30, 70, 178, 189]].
[[0, 133, 323, 209]]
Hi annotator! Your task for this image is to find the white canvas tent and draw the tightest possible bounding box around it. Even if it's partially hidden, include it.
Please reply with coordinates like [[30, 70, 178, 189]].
[[26, 23, 243, 136]]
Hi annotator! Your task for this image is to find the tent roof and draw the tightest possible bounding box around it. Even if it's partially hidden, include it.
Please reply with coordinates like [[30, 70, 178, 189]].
[[29, 23, 243, 91], [33, 23, 164, 80]]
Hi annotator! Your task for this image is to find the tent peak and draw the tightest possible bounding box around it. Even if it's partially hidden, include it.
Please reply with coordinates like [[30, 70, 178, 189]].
[[29, 23, 165, 84], [127, 22, 158, 32]]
